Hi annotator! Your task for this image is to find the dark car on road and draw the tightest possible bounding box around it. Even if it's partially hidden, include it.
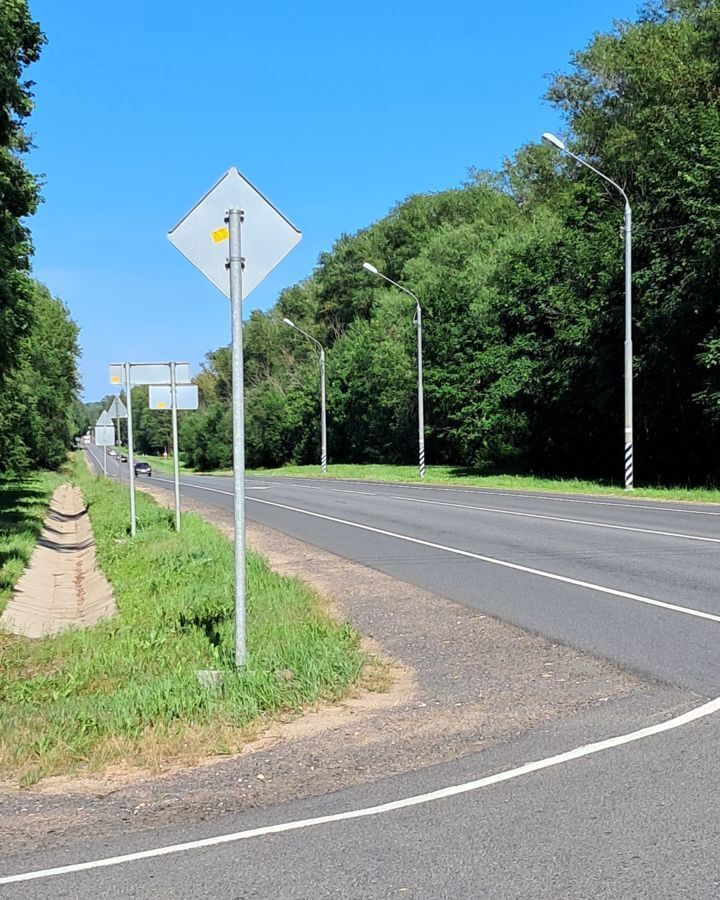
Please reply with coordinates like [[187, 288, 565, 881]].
[[134, 461, 152, 477], [119, 454, 128, 462]]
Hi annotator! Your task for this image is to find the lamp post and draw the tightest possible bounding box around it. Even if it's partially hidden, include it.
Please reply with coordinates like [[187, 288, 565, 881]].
[[363, 262, 425, 479], [542, 131, 634, 490], [283, 318, 327, 475]]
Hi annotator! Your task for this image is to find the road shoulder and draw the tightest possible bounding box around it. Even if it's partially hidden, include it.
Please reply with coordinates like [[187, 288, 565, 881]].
[[0, 482, 696, 855]]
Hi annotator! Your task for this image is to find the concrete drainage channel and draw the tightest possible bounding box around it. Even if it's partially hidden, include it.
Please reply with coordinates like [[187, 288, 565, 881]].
[[0, 482, 116, 638]]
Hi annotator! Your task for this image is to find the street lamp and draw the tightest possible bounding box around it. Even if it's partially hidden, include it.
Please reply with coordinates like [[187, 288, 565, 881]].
[[362, 262, 426, 479], [542, 131, 634, 490], [283, 317, 327, 475]]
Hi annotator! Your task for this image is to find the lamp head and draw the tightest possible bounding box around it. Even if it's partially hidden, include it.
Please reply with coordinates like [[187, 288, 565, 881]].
[[282, 317, 295, 328], [362, 262, 379, 274], [542, 132, 566, 152]]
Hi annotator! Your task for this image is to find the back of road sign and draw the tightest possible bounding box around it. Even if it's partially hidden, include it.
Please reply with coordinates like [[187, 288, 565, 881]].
[[109, 363, 191, 386], [149, 384, 199, 411], [94, 425, 115, 446], [107, 397, 128, 419], [167, 167, 302, 300]]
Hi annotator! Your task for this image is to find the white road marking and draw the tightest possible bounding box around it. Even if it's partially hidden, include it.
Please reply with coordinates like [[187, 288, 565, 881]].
[[144, 481, 720, 624], [255, 476, 720, 518], [246, 497, 720, 624], [331, 488, 377, 496], [391, 494, 720, 545], [434, 487, 720, 517], [154, 477, 229, 495], [85, 448, 113, 476], [3, 695, 719, 885], [32, 466, 714, 887]]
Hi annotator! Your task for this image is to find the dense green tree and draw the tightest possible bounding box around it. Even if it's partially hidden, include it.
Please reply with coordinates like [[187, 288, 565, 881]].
[[0, 282, 80, 471], [0, 4, 81, 474], [178, 1, 720, 487], [0, 0, 44, 383]]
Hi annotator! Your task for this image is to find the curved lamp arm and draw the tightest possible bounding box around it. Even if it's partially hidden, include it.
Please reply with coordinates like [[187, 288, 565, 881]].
[[542, 132, 630, 210], [282, 317, 324, 355], [362, 262, 421, 315]]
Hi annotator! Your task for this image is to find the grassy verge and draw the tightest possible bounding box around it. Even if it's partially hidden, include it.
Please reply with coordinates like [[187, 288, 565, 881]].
[[0, 470, 65, 617], [246, 463, 720, 504], [0, 454, 375, 786]]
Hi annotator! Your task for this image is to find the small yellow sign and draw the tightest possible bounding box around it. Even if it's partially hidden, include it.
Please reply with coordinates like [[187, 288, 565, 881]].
[[111, 376, 120, 384], [156, 402, 166, 409], [211, 226, 229, 244]]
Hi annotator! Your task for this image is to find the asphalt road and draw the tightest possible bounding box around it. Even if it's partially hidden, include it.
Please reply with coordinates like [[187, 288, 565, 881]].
[[90, 450, 720, 695], [19, 448, 715, 898]]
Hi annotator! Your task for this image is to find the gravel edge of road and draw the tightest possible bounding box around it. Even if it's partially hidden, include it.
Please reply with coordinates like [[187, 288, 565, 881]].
[[0, 473, 696, 855]]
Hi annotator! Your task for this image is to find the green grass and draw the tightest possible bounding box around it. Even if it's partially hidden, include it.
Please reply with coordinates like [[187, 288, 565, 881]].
[[246, 463, 720, 504], [0, 454, 375, 785], [0, 470, 65, 617]]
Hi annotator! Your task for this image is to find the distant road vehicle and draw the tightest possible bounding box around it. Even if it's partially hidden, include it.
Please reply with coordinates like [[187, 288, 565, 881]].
[[108, 450, 117, 457], [120, 454, 128, 462], [134, 461, 152, 477]]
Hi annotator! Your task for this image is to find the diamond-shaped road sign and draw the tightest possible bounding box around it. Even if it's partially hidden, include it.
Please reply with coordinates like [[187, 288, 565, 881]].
[[107, 397, 128, 419], [167, 168, 302, 299]]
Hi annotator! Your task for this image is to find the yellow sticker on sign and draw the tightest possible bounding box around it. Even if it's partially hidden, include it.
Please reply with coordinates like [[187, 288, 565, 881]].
[[156, 402, 166, 409], [211, 226, 229, 244], [111, 376, 120, 384]]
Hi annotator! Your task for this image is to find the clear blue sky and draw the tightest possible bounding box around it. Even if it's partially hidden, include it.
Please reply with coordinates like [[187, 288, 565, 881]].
[[27, 0, 641, 400]]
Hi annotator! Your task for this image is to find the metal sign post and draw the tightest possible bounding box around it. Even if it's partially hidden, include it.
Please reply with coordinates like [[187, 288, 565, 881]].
[[148, 383, 198, 533], [107, 396, 128, 447], [111, 362, 192, 537], [228, 208, 247, 667], [125, 363, 137, 537], [94, 414, 115, 478], [170, 362, 181, 533], [168, 167, 301, 668]]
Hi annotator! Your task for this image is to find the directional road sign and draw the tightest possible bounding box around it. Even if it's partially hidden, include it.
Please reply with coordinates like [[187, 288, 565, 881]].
[[96, 410, 113, 427], [149, 384, 199, 411], [109, 363, 191, 386], [167, 167, 301, 299]]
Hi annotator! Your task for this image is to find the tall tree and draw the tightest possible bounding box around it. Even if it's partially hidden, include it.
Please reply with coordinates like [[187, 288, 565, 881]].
[[0, 0, 44, 378]]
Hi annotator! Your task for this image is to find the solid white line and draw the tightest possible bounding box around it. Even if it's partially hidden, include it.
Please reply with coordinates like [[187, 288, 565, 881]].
[[148, 481, 720, 624], [391, 494, 720, 545], [3, 695, 719, 885], [246, 497, 720, 624], [440, 488, 720, 517], [168, 478, 231, 496], [331, 488, 377, 496], [255, 476, 720, 518], [173, 473, 720, 520]]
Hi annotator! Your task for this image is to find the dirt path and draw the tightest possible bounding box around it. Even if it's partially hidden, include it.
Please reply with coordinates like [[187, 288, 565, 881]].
[[0, 483, 115, 638]]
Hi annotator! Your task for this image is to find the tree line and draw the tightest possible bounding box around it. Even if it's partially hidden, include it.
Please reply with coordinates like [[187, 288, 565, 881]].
[[123, 1, 720, 486], [0, 2, 80, 474]]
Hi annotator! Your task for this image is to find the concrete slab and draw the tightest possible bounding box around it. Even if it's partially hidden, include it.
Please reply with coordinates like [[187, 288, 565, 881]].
[[0, 483, 117, 638]]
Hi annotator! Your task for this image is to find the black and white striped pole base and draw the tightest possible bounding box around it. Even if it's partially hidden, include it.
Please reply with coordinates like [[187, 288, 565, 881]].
[[419, 446, 426, 480], [624, 442, 634, 491], [321, 450, 327, 476]]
